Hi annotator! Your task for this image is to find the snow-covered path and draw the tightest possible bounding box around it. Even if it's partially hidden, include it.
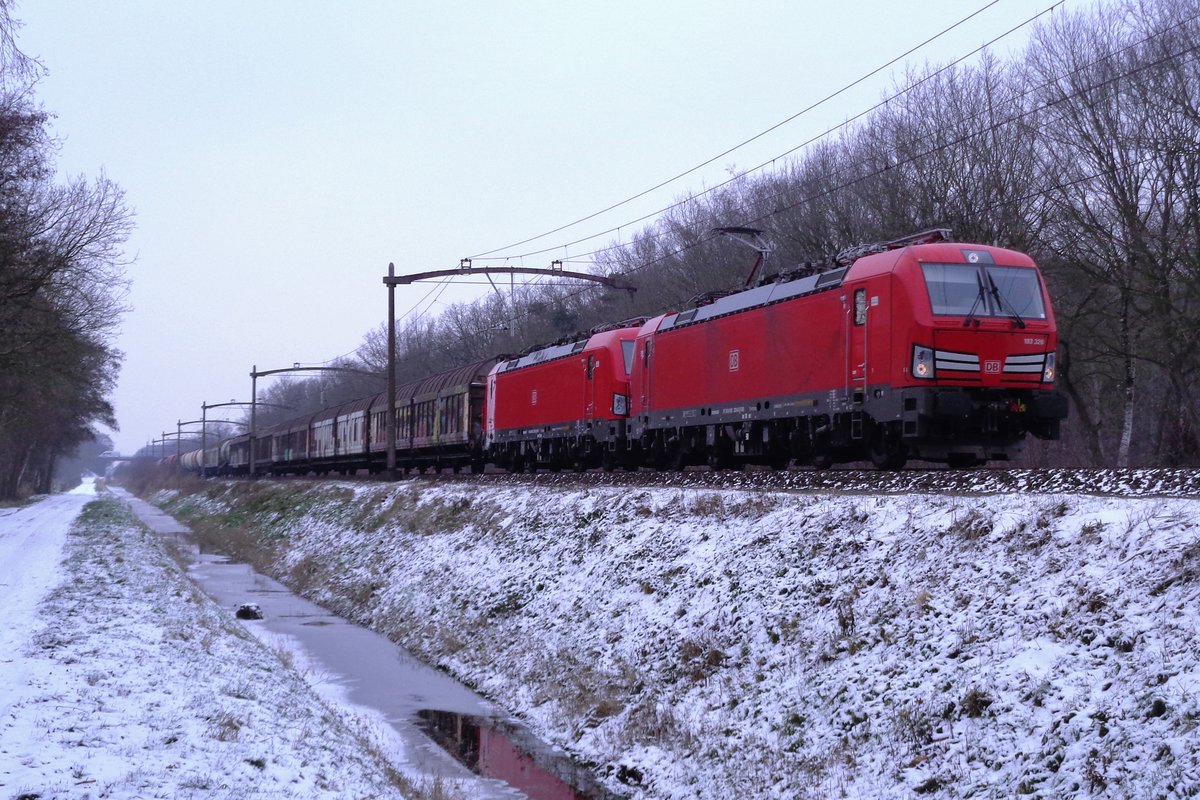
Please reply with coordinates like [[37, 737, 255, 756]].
[[0, 483, 437, 798], [0, 482, 93, 663]]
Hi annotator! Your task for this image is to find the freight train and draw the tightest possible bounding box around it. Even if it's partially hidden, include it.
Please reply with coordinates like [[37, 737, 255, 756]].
[[181, 233, 1067, 476]]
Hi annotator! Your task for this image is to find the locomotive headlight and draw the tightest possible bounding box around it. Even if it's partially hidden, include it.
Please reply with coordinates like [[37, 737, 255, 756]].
[[1042, 352, 1057, 383], [612, 393, 629, 416], [912, 345, 935, 379]]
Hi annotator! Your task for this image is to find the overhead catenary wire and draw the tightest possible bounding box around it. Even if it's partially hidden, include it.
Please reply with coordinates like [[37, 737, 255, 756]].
[[538, 5, 1200, 272], [479, 30, 1200, 331], [735, 25, 1200, 236], [481, 0, 1072, 267], [313, 275, 458, 368], [466, 0, 1037, 263]]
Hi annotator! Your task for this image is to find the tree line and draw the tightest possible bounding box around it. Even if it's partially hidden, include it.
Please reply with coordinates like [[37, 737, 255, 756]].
[[0, 2, 132, 499], [257, 0, 1199, 468]]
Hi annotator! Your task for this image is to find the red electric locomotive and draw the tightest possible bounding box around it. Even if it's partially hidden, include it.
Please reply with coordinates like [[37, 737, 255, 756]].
[[627, 232, 1067, 469], [485, 324, 642, 471]]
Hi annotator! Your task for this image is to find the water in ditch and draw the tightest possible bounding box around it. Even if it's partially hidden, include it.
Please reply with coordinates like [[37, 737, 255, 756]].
[[114, 488, 613, 800]]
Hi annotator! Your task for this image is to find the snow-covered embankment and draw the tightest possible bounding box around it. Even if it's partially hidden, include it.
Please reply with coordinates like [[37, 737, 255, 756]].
[[154, 478, 1200, 799]]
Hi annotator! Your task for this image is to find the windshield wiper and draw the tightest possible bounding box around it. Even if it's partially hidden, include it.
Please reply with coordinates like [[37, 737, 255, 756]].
[[962, 271, 986, 328], [985, 270, 1026, 329]]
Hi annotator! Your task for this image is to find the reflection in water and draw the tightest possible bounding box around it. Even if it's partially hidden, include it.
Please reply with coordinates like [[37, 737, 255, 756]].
[[136, 503, 615, 800], [417, 710, 614, 800]]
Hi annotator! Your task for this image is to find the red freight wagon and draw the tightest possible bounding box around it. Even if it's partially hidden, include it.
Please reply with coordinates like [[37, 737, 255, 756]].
[[629, 238, 1067, 469], [485, 325, 640, 471]]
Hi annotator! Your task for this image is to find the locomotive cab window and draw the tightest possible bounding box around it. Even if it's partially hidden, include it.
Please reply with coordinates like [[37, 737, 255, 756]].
[[854, 289, 867, 325], [922, 263, 1047, 320], [987, 265, 1047, 319]]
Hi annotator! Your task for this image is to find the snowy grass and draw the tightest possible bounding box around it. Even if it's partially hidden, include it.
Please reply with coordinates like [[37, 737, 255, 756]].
[[0, 495, 456, 799], [153, 478, 1200, 799]]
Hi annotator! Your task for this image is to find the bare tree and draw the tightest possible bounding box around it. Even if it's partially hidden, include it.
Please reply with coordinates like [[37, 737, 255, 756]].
[[0, 7, 132, 498], [1026, 0, 1200, 465]]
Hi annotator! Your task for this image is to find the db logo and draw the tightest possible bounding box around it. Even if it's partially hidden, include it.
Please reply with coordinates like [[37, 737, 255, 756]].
[[729, 350, 740, 372], [985, 360, 1001, 373]]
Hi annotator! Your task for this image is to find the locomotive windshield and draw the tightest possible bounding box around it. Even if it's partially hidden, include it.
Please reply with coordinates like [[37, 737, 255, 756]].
[[922, 263, 1047, 320]]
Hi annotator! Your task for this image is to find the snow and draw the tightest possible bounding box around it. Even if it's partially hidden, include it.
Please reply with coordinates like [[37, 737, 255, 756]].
[[0, 479, 443, 799], [0, 487, 80, 670], [148, 476, 1200, 799], [6, 474, 1200, 799]]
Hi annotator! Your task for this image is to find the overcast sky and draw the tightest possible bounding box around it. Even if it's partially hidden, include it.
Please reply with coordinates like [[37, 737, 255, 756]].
[[17, 1, 1067, 455]]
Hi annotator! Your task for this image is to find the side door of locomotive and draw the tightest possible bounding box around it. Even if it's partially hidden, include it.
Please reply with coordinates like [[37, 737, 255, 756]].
[[845, 277, 892, 399], [635, 339, 651, 417], [583, 353, 596, 421], [846, 282, 869, 399]]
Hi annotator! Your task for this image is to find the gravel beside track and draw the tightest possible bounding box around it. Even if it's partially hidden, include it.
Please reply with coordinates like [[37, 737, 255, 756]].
[[428, 466, 1200, 498]]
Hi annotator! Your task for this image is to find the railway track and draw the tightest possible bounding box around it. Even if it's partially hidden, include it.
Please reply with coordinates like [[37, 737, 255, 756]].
[[398, 465, 1200, 498]]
